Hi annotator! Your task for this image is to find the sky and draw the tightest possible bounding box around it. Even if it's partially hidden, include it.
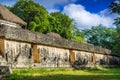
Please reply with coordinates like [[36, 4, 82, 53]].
[[0, 0, 119, 29]]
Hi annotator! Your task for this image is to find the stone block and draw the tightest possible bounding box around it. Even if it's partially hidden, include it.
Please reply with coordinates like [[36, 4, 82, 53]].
[[0, 66, 12, 75]]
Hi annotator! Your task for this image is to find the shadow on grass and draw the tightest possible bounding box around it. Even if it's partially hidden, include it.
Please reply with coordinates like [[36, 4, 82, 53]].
[[6, 74, 120, 80]]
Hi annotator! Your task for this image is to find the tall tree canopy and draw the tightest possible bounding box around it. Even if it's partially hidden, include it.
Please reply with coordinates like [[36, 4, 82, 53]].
[[9, 0, 85, 42], [10, 0, 51, 33], [83, 25, 115, 50], [109, 0, 120, 26], [50, 12, 75, 39], [109, 0, 120, 55], [49, 12, 85, 42]]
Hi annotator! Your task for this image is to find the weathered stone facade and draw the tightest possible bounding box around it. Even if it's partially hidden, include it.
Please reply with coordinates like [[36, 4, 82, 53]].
[[0, 25, 120, 68], [4, 40, 32, 68], [36, 45, 70, 68]]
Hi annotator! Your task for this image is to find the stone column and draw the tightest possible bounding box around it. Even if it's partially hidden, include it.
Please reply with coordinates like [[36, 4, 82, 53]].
[[69, 50, 75, 65], [92, 53, 96, 65], [107, 54, 109, 65], [32, 44, 40, 63]]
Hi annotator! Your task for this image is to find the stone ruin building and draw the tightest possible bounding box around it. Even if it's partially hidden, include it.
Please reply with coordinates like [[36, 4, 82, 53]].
[[0, 4, 120, 69]]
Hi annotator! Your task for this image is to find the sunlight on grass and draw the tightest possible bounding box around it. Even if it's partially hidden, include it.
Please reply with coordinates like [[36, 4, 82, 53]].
[[7, 68, 120, 80]]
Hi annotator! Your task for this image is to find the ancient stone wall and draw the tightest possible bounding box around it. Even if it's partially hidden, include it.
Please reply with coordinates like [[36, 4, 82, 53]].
[[2, 40, 71, 68], [0, 25, 120, 68], [0, 25, 112, 55], [108, 56, 120, 65]]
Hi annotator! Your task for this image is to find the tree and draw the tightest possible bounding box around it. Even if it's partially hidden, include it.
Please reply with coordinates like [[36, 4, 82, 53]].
[[29, 21, 36, 31], [49, 12, 85, 42], [72, 27, 85, 43], [83, 25, 115, 49], [9, 0, 85, 42], [109, 0, 120, 55], [50, 12, 74, 39], [10, 0, 51, 33], [109, 0, 120, 26]]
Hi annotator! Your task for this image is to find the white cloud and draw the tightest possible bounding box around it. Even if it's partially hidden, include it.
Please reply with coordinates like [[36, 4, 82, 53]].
[[63, 4, 119, 29]]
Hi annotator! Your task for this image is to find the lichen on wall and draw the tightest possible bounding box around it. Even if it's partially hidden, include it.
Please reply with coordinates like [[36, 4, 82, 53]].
[[4, 40, 32, 68], [73, 51, 93, 68], [95, 54, 108, 65], [36, 45, 70, 68]]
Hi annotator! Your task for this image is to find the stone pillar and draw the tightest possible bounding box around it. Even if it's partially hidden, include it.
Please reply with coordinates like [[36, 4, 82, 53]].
[[0, 39, 5, 57], [32, 44, 40, 63], [69, 50, 75, 65], [107, 54, 109, 65], [92, 53, 96, 65]]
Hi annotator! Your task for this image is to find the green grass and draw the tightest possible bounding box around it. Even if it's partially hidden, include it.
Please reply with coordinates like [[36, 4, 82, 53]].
[[6, 67, 120, 80]]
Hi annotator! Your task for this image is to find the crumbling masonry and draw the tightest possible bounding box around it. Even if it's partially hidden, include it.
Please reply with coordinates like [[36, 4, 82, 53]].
[[0, 4, 120, 69], [0, 25, 120, 68]]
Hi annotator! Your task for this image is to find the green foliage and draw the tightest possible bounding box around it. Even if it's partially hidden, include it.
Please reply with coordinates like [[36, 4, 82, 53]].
[[83, 25, 115, 49], [10, 0, 50, 33], [9, 0, 85, 42], [109, 0, 120, 55], [72, 27, 85, 43], [49, 12, 85, 42], [50, 12, 74, 39], [112, 26, 120, 55], [114, 18, 120, 26], [109, 0, 120, 26], [109, 0, 120, 15], [34, 16, 40, 24], [28, 21, 36, 31]]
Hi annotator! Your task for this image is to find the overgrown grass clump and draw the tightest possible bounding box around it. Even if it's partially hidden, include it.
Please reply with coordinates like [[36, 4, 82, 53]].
[[6, 67, 120, 80]]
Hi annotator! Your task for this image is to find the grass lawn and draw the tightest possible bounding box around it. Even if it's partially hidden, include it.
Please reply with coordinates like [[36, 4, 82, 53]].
[[6, 67, 120, 80]]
